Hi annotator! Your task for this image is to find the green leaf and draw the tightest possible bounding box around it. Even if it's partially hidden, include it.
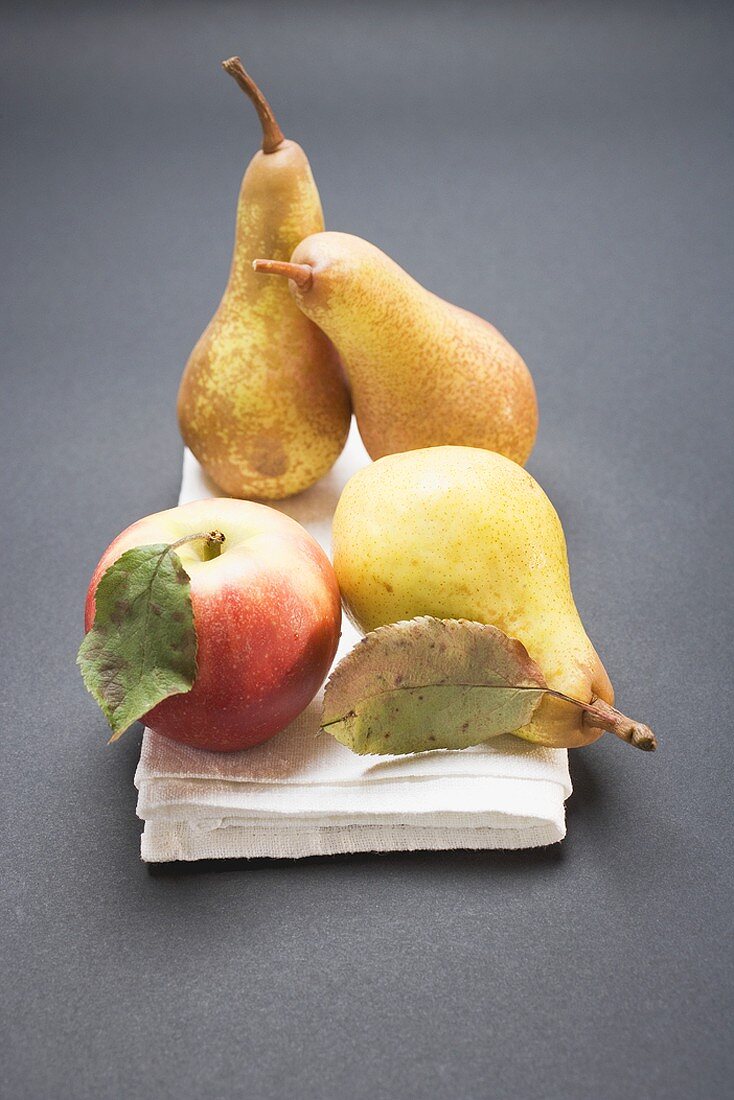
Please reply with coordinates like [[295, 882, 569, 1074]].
[[321, 617, 548, 755], [77, 544, 198, 742]]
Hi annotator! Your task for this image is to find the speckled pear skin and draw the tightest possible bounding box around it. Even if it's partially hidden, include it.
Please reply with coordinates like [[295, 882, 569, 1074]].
[[331, 446, 614, 749], [286, 232, 538, 466], [177, 143, 351, 500]]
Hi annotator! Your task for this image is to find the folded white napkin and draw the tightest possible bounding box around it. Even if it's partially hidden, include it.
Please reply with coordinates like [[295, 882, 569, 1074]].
[[135, 425, 571, 861]]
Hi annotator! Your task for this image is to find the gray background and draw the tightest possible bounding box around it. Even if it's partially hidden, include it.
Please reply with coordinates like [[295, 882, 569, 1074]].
[[2, 2, 733, 1098]]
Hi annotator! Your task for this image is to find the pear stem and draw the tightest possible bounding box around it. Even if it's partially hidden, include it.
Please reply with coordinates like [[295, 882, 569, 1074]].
[[539, 690, 660, 752], [221, 57, 285, 154], [252, 258, 314, 290], [541, 688, 657, 750], [580, 697, 657, 751]]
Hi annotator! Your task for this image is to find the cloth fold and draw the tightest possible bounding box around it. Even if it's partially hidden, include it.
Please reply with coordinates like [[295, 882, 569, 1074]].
[[135, 426, 571, 861]]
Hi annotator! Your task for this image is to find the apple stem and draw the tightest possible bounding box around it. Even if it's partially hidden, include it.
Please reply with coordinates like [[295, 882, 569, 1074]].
[[169, 530, 226, 561], [221, 57, 286, 154], [252, 258, 314, 290]]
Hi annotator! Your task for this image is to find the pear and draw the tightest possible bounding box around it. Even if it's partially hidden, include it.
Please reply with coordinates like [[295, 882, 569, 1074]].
[[331, 446, 655, 751], [177, 60, 351, 500], [253, 232, 538, 466]]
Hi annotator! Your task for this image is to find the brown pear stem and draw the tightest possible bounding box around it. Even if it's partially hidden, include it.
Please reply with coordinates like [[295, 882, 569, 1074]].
[[221, 57, 285, 154], [543, 689, 657, 751], [252, 258, 314, 290], [582, 698, 657, 751]]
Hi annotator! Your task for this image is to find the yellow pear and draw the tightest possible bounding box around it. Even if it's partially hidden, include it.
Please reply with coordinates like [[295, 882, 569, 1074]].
[[253, 232, 537, 466], [331, 446, 655, 750], [177, 60, 351, 500]]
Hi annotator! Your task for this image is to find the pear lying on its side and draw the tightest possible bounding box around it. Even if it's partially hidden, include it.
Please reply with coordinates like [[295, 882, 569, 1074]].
[[178, 61, 351, 500], [331, 446, 655, 751], [254, 232, 538, 466]]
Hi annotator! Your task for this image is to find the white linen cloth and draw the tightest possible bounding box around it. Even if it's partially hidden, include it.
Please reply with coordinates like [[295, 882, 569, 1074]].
[[135, 425, 571, 861]]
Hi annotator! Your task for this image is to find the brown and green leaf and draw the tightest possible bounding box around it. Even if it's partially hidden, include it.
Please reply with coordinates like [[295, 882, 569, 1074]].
[[77, 544, 198, 741], [321, 616, 548, 755]]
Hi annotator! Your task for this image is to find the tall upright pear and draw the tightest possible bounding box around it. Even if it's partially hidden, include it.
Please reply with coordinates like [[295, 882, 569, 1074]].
[[178, 60, 351, 500], [254, 232, 538, 466]]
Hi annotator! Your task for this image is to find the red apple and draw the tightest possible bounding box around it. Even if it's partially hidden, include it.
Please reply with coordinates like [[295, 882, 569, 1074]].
[[84, 498, 341, 751]]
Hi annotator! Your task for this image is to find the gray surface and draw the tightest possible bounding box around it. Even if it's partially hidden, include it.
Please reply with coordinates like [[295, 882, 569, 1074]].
[[2, 2, 733, 1098]]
